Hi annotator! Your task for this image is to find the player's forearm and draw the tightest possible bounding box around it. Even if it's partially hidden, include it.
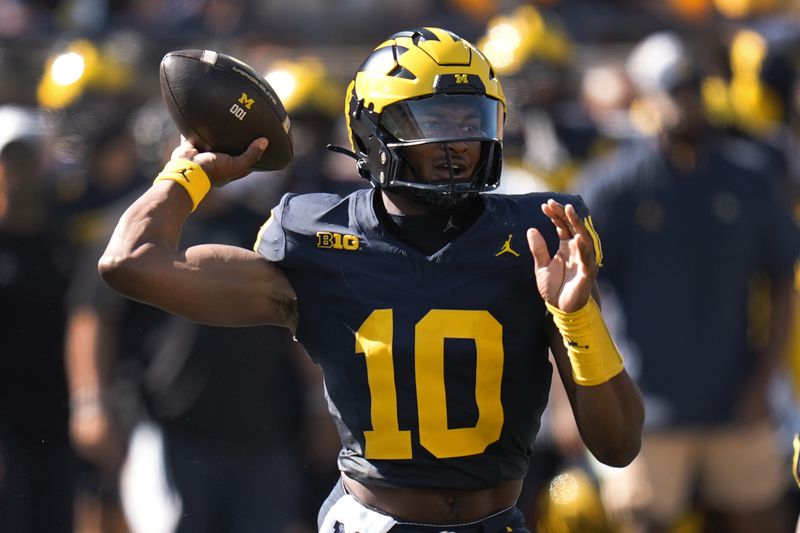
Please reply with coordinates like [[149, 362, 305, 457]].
[[98, 182, 192, 301], [573, 371, 644, 467], [546, 296, 644, 466], [99, 182, 298, 328]]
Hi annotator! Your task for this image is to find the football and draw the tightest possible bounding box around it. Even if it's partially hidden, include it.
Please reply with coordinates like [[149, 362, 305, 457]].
[[159, 49, 293, 171]]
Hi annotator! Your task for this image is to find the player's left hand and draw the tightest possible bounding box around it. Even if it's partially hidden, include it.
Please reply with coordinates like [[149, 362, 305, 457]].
[[527, 199, 599, 312]]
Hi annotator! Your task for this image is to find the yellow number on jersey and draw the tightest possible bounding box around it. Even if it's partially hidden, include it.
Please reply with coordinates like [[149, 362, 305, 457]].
[[355, 309, 505, 459]]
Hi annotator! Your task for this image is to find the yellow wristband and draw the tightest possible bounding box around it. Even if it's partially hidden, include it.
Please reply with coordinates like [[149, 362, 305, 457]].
[[546, 297, 624, 386], [153, 159, 211, 212]]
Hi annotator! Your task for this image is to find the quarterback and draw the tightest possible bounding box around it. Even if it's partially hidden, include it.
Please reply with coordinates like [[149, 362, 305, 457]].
[[99, 28, 644, 532]]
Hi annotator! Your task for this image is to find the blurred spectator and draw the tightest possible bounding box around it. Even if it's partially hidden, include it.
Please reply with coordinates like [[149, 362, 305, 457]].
[[480, 5, 628, 193], [263, 55, 365, 198], [702, 23, 800, 500], [48, 98, 150, 256], [66, 188, 315, 533], [579, 62, 638, 146], [700, 21, 800, 191], [63, 103, 327, 531], [0, 105, 78, 532], [577, 31, 800, 533]]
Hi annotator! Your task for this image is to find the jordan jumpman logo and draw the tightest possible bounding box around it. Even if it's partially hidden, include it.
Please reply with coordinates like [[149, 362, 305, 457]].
[[495, 233, 520, 257]]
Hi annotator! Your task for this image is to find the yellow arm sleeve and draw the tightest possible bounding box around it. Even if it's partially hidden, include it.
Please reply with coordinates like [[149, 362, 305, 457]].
[[546, 297, 625, 386]]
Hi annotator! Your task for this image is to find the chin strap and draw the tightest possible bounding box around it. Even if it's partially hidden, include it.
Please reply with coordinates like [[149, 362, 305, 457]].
[[327, 144, 373, 183], [326, 144, 358, 160]]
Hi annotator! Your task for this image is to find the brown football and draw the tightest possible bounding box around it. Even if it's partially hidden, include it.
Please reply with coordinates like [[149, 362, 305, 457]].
[[159, 49, 293, 170]]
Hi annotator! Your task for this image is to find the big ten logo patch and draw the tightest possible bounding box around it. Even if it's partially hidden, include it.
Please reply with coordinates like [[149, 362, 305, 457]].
[[317, 231, 360, 251], [230, 93, 254, 121]]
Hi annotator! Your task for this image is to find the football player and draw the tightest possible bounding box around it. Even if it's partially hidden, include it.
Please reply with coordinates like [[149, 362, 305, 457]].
[[99, 28, 644, 532]]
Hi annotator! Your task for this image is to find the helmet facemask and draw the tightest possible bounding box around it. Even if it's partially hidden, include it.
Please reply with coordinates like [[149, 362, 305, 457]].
[[393, 140, 500, 211], [352, 93, 504, 211]]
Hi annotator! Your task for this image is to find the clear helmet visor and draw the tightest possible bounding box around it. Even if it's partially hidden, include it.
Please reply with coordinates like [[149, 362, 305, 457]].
[[380, 94, 503, 143]]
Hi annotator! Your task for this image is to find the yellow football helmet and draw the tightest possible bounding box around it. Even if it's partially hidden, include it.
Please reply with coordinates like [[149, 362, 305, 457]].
[[37, 39, 133, 109], [344, 27, 506, 209], [536, 468, 616, 533]]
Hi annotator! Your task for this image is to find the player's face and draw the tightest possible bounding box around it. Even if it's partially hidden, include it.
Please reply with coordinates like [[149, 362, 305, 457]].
[[400, 104, 483, 183]]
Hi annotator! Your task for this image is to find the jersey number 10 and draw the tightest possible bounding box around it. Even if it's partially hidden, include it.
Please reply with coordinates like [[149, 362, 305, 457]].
[[355, 309, 505, 460]]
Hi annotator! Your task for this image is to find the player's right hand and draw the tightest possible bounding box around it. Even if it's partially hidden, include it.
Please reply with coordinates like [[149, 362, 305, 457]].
[[171, 137, 269, 187]]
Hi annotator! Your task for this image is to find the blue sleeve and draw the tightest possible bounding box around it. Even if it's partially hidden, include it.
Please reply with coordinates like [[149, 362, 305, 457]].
[[253, 193, 295, 264]]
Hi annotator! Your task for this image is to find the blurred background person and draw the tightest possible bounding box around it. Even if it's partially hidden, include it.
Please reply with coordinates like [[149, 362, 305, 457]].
[[63, 102, 324, 533], [577, 30, 800, 533], [0, 104, 79, 533], [702, 24, 800, 521], [262, 55, 367, 198], [479, 5, 617, 195]]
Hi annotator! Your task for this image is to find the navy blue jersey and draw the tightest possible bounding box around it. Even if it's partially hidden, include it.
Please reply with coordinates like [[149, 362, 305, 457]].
[[255, 188, 590, 490]]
